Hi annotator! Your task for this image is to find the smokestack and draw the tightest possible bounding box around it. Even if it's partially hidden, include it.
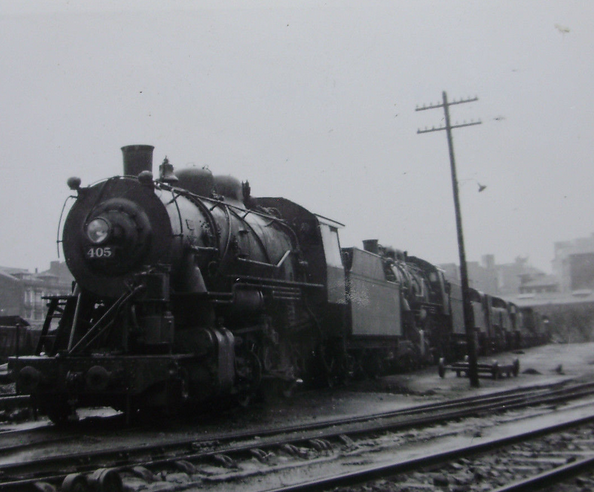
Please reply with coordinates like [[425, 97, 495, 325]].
[[362, 239, 379, 254], [121, 145, 154, 176]]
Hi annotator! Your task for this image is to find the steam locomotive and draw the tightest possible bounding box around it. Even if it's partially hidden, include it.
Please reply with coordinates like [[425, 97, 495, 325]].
[[8, 145, 547, 423]]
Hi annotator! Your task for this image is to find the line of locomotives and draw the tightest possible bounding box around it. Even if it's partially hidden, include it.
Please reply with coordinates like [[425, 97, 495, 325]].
[[8, 145, 548, 423]]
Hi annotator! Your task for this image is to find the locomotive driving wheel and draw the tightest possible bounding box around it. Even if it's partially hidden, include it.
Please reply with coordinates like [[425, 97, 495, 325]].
[[62, 473, 92, 492]]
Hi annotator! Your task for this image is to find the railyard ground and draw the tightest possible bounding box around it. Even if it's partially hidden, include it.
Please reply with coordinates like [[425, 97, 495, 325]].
[[243, 342, 594, 429], [139, 342, 594, 491], [67, 342, 594, 428], [1, 343, 593, 492], [1, 342, 593, 430], [193, 342, 594, 492]]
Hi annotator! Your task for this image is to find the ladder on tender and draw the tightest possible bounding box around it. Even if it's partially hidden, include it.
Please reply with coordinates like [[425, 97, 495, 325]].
[[35, 295, 77, 355]]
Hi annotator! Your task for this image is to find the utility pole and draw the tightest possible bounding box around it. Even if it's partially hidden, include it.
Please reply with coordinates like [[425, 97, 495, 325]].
[[416, 91, 482, 388]]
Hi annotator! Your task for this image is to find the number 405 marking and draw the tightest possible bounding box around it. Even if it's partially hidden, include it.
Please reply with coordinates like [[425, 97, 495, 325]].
[[86, 247, 113, 258]]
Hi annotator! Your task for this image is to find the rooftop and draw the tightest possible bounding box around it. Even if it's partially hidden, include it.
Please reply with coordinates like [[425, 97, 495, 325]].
[[505, 290, 594, 308]]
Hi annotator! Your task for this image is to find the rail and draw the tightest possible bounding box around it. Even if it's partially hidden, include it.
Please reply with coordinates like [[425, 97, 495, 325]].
[[0, 380, 593, 491]]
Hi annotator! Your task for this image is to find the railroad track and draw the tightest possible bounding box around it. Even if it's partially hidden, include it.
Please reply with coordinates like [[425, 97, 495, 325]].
[[0, 394, 30, 417], [1, 380, 594, 491], [268, 408, 594, 492]]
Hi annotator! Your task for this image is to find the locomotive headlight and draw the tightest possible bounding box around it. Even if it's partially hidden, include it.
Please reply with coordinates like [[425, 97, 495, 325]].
[[86, 218, 111, 244]]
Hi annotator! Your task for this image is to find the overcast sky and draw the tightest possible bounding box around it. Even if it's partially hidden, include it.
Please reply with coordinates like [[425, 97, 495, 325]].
[[0, 1, 592, 274]]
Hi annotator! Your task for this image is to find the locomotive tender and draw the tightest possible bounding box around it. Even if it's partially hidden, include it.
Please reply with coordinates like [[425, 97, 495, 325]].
[[8, 145, 546, 422]]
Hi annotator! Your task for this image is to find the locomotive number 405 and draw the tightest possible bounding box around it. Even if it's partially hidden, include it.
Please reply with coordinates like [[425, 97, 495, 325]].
[[86, 247, 114, 258]]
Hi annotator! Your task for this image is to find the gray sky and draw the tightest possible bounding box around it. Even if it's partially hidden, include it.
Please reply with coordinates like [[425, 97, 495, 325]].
[[1, 1, 592, 273]]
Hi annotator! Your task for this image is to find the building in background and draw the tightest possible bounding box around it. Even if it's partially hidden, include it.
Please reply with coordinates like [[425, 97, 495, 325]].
[[439, 254, 551, 297], [0, 271, 23, 319], [552, 233, 594, 293], [518, 273, 559, 295], [0, 262, 73, 328], [441, 233, 594, 343]]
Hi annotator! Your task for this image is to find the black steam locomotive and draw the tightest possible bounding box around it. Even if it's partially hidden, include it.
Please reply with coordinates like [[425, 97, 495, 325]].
[[8, 145, 546, 423]]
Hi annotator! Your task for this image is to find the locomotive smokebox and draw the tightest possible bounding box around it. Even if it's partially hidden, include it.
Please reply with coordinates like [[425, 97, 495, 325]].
[[122, 145, 154, 176]]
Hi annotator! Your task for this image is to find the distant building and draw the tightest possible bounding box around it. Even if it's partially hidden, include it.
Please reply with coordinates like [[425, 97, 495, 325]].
[[0, 262, 73, 328], [552, 233, 594, 293], [438, 234, 594, 342], [439, 255, 551, 296], [508, 233, 594, 343], [0, 270, 23, 318], [518, 273, 559, 295]]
